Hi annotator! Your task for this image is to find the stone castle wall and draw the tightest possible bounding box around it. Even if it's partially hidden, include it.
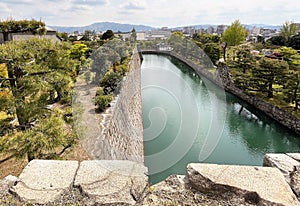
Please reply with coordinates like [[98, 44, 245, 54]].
[[215, 62, 300, 135], [11, 32, 60, 43], [98, 48, 144, 163]]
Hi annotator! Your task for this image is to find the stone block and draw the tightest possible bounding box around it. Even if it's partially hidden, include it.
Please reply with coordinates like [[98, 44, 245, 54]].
[[74, 160, 148, 205], [291, 165, 300, 198], [12, 160, 79, 204], [187, 163, 299, 206], [263, 153, 300, 183], [287, 153, 300, 162], [0, 175, 18, 194]]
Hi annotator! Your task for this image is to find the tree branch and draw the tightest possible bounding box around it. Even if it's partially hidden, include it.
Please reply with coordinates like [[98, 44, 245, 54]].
[[0, 154, 15, 164]]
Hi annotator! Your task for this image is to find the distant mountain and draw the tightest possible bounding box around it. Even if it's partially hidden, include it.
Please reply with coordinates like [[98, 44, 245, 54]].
[[51, 22, 155, 33], [174, 24, 282, 31], [51, 22, 282, 33]]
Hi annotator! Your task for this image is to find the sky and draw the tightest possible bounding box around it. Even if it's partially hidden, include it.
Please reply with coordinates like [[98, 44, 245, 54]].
[[0, 0, 300, 27]]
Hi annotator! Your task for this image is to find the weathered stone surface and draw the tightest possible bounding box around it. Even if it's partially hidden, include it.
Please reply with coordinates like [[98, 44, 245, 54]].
[[12, 160, 79, 204], [287, 153, 300, 162], [3, 175, 18, 188], [140, 175, 190, 206], [291, 165, 300, 198], [187, 163, 299, 206], [140, 175, 257, 206], [90, 49, 144, 163], [0, 175, 18, 194], [74, 160, 148, 205], [263, 153, 300, 183]]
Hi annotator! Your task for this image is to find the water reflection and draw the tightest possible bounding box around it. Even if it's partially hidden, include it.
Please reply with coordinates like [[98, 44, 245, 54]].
[[142, 54, 300, 184]]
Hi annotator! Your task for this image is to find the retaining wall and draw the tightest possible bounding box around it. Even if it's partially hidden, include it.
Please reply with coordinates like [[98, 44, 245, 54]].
[[98, 48, 144, 162], [216, 62, 300, 135]]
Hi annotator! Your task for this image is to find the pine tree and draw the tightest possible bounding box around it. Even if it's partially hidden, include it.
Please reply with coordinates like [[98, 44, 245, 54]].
[[251, 58, 288, 98]]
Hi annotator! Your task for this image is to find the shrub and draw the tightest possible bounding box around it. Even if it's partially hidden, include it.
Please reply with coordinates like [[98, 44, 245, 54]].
[[95, 87, 104, 96], [99, 72, 123, 94], [95, 94, 113, 112]]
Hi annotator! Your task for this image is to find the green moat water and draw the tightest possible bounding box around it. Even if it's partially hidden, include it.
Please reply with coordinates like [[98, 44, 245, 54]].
[[141, 54, 300, 185]]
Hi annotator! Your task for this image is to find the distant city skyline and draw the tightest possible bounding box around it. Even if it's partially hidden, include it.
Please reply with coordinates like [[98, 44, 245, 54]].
[[0, 0, 299, 27]]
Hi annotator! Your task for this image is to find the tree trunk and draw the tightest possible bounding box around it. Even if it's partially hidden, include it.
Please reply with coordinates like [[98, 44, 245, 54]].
[[113, 63, 117, 72], [238, 106, 244, 114], [27, 153, 35, 162], [3, 32, 9, 42], [243, 65, 246, 74], [294, 79, 299, 111], [7, 65, 16, 88], [223, 43, 227, 61], [267, 81, 273, 98]]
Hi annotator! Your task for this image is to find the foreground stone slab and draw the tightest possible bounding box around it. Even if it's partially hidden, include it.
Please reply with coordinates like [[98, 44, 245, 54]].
[[291, 165, 300, 198], [187, 163, 299, 206], [12, 160, 79, 204], [0, 175, 18, 195], [287, 153, 300, 162], [263, 153, 300, 183], [74, 160, 148, 205], [140, 175, 263, 206]]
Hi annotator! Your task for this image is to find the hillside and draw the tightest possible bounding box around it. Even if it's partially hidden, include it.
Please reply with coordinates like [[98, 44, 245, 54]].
[[51, 22, 155, 33], [51, 22, 282, 33], [174, 24, 281, 30]]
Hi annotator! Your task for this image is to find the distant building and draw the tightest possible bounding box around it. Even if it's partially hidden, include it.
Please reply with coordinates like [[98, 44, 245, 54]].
[[260, 28, 278, 40], [146, 29, 171, 40], [161, 27, 170, 31], [68, 34, 84, 41], [136, 32, 146, 41], [206, 26, 214, 34], [0, 26, 60, 44], [182, 26, 196, 37], [116, 32, 131, 41], [195, 28, 205, 34], [216, 25, 228, 34], [251, 26, 261, 36]]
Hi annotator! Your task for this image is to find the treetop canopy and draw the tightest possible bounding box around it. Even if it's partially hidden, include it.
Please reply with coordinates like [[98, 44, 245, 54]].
[[0, 19, 46, 33]]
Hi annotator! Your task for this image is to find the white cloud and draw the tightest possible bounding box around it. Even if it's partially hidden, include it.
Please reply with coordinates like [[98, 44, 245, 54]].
[[0, 0, 34, 4], [71, 0, 108, 6], [120, 0, 146, 10], [0, 0, 300, 27], [0, 4, 11, 14]]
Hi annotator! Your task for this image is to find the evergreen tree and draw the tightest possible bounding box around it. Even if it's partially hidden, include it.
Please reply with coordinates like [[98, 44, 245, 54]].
[[101, 30, 115, 40], [222, 20, 247, 46], [0, 38, 79, 161], [280, 21, 298, 43], [251, 58, 288, 98], [235, 45, 254, 73], [131, 28, 137, 42], [288, 34, 300, 50], [283, 71, 300, 111]]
